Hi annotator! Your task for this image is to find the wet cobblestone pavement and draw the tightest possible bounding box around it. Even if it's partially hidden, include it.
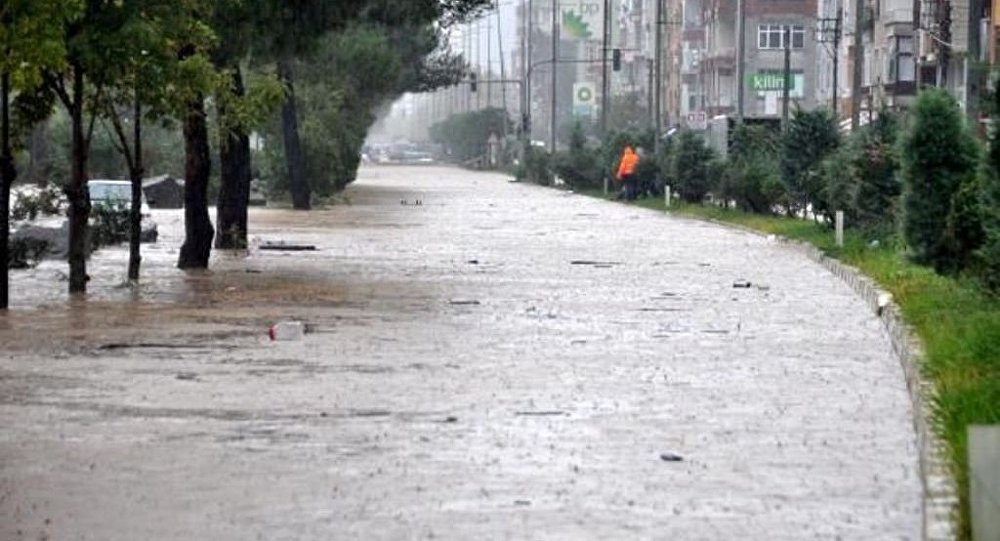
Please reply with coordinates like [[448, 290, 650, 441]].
[[0, 166, 920, 539]]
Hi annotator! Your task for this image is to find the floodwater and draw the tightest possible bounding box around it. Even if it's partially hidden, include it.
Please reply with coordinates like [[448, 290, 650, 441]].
[[1, 166, 920, 539]]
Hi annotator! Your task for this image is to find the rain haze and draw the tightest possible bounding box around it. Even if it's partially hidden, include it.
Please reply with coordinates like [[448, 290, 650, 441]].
[[3, 1, 998, 540]]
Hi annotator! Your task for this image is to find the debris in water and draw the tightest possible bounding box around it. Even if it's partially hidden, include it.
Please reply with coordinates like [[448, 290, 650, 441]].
[[259, 242, 317, 252], [443, 416, 458, 423], [660, 453, 684, 462], [467, 259, 479, 265], [176, 372, 198, 381], [269, 321, 305, 341], [732, 280, 752, 289], [449, 300, 481, 306], [515, 411, 566, 417]]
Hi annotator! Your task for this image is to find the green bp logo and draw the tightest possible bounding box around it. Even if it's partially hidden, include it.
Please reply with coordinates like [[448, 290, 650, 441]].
[[562, 10, 594, 40]]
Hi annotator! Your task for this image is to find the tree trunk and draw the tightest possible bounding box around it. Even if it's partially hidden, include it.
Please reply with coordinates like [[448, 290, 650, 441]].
[[1, 71, 15, 310], [67, 63, 90, 294], [127, 94, 143, 282], [177, 96, 214, 269], [216, 67, 252, 249], [278, 60, 310, 210]]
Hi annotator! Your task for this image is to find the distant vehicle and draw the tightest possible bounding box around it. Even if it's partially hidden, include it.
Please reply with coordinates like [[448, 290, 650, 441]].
[[87, 180, 158, 242]]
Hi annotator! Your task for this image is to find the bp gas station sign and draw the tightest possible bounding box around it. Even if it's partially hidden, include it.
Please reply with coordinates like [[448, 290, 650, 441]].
[[573, 82, 596, 118]]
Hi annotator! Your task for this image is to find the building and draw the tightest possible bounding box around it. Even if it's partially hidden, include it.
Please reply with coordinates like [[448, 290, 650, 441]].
[[699, 0, 820, 120]]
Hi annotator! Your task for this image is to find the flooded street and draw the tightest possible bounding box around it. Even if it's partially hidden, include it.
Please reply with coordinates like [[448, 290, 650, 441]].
[[1, 165, 920, 539]]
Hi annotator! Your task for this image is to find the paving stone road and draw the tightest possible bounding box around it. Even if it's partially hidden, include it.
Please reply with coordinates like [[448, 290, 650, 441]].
[[0, 166, 921, 540]]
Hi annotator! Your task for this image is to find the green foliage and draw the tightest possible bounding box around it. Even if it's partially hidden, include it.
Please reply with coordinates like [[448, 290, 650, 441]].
[[815, 111, 902, 232], [670, 129, 714, 203], [552, 122, 601, 189], [6, 237, 49, 270], [520, 145, 553, 185], [943, 175, 986, 273], [429, 107, 510, 164], [979, 76, 1000, 292], [851, 112, 902, 232], [781, 108, 841, 215], [901, 89, 982, 272], [717, 123, 785, 214], [0, 0, 81, 88], [89, 200, 130, 248], [10, 186, 62, 221]]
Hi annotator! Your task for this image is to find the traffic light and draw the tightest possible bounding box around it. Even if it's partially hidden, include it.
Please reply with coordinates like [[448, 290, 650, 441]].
[[612, 49, 622, 71], [469, 72, 477, 92]]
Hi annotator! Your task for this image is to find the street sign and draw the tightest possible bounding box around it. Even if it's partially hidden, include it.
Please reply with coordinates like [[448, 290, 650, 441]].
[[686, 111, 707, 130], [573, 82, 596, 118]]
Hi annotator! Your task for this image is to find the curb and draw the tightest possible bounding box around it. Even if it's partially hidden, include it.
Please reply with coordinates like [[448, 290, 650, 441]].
[[693, 216, 960, 540]]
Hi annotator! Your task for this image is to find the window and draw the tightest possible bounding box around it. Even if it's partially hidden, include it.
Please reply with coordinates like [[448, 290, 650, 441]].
[[758, 24, 805, 50], [895, 36, 915, 82]]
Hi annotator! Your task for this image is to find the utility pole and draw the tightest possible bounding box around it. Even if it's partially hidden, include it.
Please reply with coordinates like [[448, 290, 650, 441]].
[[487, 14, 493, 109], [654, 0, 663, 155], [782, 25, 791, 129], [938, 0, 952, 86], [550, 0, 558, 152], [833, 8, 842, 117], [736, 0, 746, 121], [851, 0, 864, 131], [524, 0, 532, 143], [497, 1, 507, 117], [476, 18, 483, 110], [600, 0, 610, 136], [819, 6, 843, 118]]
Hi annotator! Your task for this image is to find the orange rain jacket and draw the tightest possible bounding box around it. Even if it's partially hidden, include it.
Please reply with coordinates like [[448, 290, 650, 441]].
[[615, 146, 639, 181]]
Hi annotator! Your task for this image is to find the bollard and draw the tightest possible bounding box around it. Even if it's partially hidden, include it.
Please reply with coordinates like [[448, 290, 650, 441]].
[[835, 210, 844, 247], [664, 185, 672, 209], [603, 175, 608, 196], [969, 425, 1000, 541]]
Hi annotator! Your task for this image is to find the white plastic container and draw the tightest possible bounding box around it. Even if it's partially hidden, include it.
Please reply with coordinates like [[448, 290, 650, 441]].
[[269, 321, 305, 341]]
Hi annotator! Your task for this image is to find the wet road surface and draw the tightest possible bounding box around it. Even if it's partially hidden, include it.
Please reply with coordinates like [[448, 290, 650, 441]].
[[1, 166, 920, 539]]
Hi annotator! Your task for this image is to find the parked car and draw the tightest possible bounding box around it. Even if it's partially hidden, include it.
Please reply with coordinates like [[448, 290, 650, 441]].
[[88, 180, 158, 242]]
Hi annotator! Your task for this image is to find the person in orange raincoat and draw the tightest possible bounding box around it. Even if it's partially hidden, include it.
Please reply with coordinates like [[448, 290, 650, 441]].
[[616, 146, 640, 201]]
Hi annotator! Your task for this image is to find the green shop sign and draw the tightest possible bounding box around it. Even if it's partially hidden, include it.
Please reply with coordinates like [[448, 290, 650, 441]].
[[749, 73, 804, 97]]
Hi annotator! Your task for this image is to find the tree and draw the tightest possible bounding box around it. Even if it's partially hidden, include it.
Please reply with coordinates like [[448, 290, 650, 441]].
[[1, 0, 80, 308], [430, 108, 510, 163], [670, 129, 714, 203], [99, 0, 215, 280], [981, 77, 1000, 292], [851, 111, 901, 232], [780, 108, 840, 217], [721, 123, 785, 214], [901, 89, 981, 272]]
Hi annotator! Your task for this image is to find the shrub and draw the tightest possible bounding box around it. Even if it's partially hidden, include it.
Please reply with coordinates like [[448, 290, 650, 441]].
[[901, 89, 982, 272], [781, 108, 841, 216], [90, 200, 130, 248], [979, 77, 1000, 292], [852, 111, 902, 233], [943, 174, 986, 273], [670, 129, 714, 203], [11, 185, 62, 221], [6, 237, 48, 269], [552, 122, 601, 189], [722, 123, 785, 213], [521, 145, 553, 185]]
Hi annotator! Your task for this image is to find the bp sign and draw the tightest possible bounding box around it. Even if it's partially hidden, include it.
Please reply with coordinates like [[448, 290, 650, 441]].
[[573, 82, 596, 118]]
